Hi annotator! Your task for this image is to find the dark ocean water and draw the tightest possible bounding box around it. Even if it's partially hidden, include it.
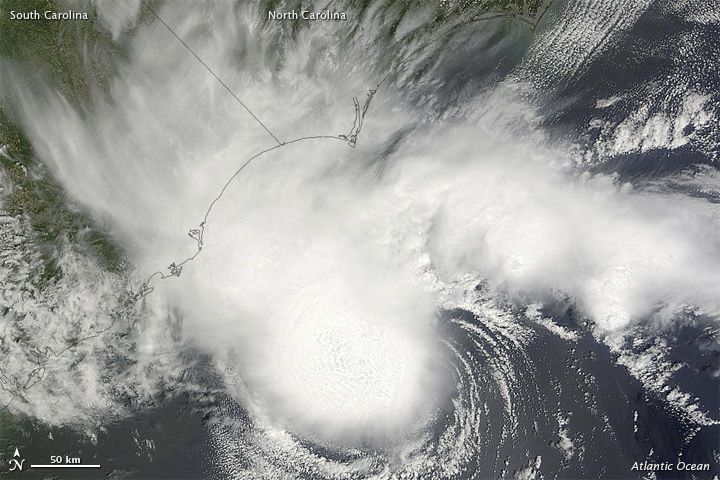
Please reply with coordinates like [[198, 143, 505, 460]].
[[6, 312, 716, 479], [2, 0, 719, 479]]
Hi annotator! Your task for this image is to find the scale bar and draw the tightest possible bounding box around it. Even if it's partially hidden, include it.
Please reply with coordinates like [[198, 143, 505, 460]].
[[31, 464, 101, 468]]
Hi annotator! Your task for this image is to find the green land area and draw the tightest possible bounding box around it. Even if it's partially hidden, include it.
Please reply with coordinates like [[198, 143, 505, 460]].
[[0, 0, 549, 461]]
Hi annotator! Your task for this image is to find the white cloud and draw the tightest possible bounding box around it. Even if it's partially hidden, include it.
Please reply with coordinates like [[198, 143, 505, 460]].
[[2, 0, 718, 444]]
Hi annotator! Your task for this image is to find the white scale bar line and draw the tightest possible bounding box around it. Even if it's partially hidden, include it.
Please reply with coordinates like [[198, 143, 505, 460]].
[[31, 464, 101, 468]]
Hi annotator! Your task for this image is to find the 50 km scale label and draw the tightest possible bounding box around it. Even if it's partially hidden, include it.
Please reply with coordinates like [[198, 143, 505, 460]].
[[7, 447, 101, 472], [50, 455, 81, 464], [31, 454, 100, 468]]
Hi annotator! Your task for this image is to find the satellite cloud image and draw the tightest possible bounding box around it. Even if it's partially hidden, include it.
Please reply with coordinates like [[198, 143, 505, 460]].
[[0, 0, 718, 479]]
